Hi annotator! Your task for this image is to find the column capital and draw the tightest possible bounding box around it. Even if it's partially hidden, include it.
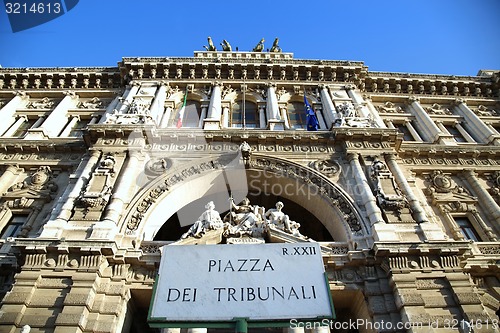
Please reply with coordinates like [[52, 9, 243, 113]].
[[347, 152, 360, 162], [345, 83, 356, 91], [462, 168, 478, 178], [212, 81, 223, 87], [407, 96, 420, 104], [453, 98, 466, 106], [63, 90, 78, 98], [267, 82, 277, 88], [14, 90, 28, 98], [383, 153, 397, 162]]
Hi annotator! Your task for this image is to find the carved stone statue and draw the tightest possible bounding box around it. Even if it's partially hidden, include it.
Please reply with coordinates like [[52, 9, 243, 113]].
[[269, 38, 282, 53], [265, 202, 303, 237], [203, 37, 217, 51], [224, 198, 266, 238], [220, 39, 232, 52], [252, 38, 265, 52], [181, 201, 224, 239]]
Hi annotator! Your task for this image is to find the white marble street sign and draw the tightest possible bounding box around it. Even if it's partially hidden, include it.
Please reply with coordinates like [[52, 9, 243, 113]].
[[150, 243, 333, 322]]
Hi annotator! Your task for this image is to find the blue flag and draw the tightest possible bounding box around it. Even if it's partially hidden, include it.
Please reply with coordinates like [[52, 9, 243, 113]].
[[304, 95, 319, 131]]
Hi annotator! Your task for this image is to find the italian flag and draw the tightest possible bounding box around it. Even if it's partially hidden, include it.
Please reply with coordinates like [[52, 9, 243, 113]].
[[176, 89, 188, 128]]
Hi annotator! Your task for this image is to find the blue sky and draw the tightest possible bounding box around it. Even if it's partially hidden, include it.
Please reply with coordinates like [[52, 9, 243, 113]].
[[0, 0, 499, 76]]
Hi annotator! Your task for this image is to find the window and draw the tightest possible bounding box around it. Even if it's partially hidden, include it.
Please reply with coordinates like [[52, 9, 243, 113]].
[[68, 118, 88, 137], [395, 123, 415, 141], [230, 101, 258, 128], [178, 100, 201, 128], [287, 102, 307, 129], [1, 215, 27, 239], [454, 217, 480, 241], [12, 118, 36, 137], [444, 125, 467, 143]]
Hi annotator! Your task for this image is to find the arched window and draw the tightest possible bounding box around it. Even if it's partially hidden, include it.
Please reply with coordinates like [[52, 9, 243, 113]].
[[174, 100, 201, 128], [287, 101, 307, 129], [230, 101, 258, 128]]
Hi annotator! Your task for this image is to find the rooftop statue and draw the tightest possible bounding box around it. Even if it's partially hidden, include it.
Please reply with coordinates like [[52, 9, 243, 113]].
[[220, 39, 232, 52], [203, 36, 216, 51], [252, 38, 265, 52], [269, 38, 282, 53]]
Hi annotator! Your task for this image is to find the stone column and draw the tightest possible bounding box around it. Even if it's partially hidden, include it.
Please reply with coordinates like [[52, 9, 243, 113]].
[[0, 92, 28, 136], [38, 91, 78, 137], [160, 105, 173, 128], [346, 84, 384, 127], [204, 82, 222, 129], [384, 154, 428, 223], [266, 84, 284, 130], [406, 97, 442, 142], [314, 105, 327, 130], [280, 105, 290, 129], [222, 105, 230, 128], [59, 116, 80, 137], [150, 82, 167, 125], [462, 170, 500, 231], [404, 120, 424, 142], [199, 105, 208, 128], [347, 153, 384, 226], [100, 150, 143, 228], [0, 165, 21, 194], [258, 104, 266, 129], [3, 115, 27, 137], [454, 122, 476, 143], [31, 115, 46, 129], [319, 85, 336, 128]]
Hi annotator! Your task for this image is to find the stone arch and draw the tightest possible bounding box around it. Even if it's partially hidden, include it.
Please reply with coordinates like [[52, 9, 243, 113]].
[[121, 153, 368, 245]]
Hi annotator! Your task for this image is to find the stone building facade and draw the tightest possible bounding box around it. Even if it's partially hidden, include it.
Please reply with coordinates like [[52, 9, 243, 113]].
[[0, 48, 499, 333]]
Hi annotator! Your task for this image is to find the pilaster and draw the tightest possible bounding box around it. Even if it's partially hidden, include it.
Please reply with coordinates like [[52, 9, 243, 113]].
[[32, 91, 79, 138], [453, 99, 500, 145], [0, 92, 29, 136], [203, 82, 222, 130]]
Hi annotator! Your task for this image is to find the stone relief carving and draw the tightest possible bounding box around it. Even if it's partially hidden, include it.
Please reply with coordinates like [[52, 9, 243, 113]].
[[26, 97, 55, 109], [474, 105, 498, 116], [9, 166, 58, 194], [376, 101, 404, 114], [76, 154, 115, 219], [370, 158, 411, 222], [488, 171, 500, 204], [427, 170, 460, 194], [308, 159, 340, 177], [77, 97, 103, 109], [334, 102, 375, 128], [425, 103, 452, 115], [106, 97, 153, 125]]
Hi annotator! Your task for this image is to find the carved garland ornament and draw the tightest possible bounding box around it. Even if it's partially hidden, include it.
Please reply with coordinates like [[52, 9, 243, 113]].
[[125, 156, 363, 234]]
